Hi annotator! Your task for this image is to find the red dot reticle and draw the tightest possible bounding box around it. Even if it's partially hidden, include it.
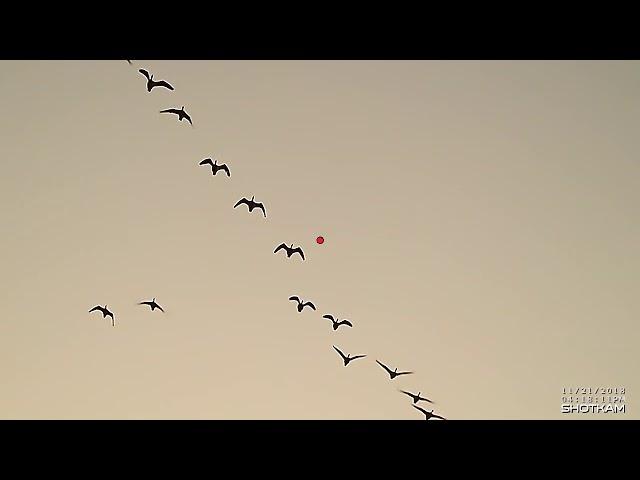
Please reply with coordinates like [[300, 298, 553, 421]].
[[316, 236, 325, 245]]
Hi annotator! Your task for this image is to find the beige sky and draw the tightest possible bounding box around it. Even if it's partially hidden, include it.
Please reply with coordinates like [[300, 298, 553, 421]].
[[0, 60, 637, 419]]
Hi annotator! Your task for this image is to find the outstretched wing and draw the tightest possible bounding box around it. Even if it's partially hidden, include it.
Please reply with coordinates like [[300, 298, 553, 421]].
[[431, 414, 445, 420], [292, 247, 305, 260], [199, 158, 214, 167], [139, 69, 151, 80], [138, 301, 152, 307], [323, 314, 335, 322], [88, 306, 102, 313], [184, 112, 193, 125], [220, 164, 231, 177], [289, 296, 301, 304], [396, 370, 414, 376], [400, 390, 416, 400], [160, 108, 179, 114], [339, 320, 353, 328], [235, 198, 250, 209], [418, 395, 435, 404], [155, 80, 174, 90], [302, 302, 316, 310], [350, 354, 366, 361], [274, 243, 287, 254], [333, 345, 348, 361], [156, 304, 165, 313], [256, 203, 267, 217], [376, 360, 394, 375], [413, 404, 428, 417]]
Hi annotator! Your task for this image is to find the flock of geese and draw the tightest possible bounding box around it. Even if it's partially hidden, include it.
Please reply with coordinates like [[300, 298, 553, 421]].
[[89, 61, 446, 421]]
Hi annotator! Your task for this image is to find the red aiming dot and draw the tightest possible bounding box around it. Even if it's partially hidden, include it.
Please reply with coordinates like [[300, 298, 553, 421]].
[[316, 236, 325, 245]]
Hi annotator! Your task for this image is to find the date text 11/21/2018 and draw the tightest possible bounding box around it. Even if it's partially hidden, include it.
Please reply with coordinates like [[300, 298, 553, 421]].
[[563, 387, 625, 395]]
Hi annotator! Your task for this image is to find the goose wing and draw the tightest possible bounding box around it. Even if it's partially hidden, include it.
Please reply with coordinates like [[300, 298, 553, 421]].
[[333, 345, 348, 361], [376, 360, 394, 375], [234, 198, 250, 208], [400, 390, 416, 400], [413, 405, 428, 417], [155, 80, 174, 90]]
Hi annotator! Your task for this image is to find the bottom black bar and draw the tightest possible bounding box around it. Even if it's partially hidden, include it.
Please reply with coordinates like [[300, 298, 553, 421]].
[[2, 419, 635, 449]]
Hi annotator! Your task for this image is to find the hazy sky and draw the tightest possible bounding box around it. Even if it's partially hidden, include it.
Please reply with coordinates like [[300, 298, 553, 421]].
[[0, 60, 637, 419]]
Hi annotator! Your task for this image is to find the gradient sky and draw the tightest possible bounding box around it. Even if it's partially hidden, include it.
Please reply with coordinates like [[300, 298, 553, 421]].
[[0, 60, 637, 419]]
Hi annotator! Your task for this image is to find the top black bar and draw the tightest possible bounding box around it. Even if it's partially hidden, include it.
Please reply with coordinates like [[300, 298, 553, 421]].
[[3, 45, 639, 60], [3, 24, 639, 59]]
